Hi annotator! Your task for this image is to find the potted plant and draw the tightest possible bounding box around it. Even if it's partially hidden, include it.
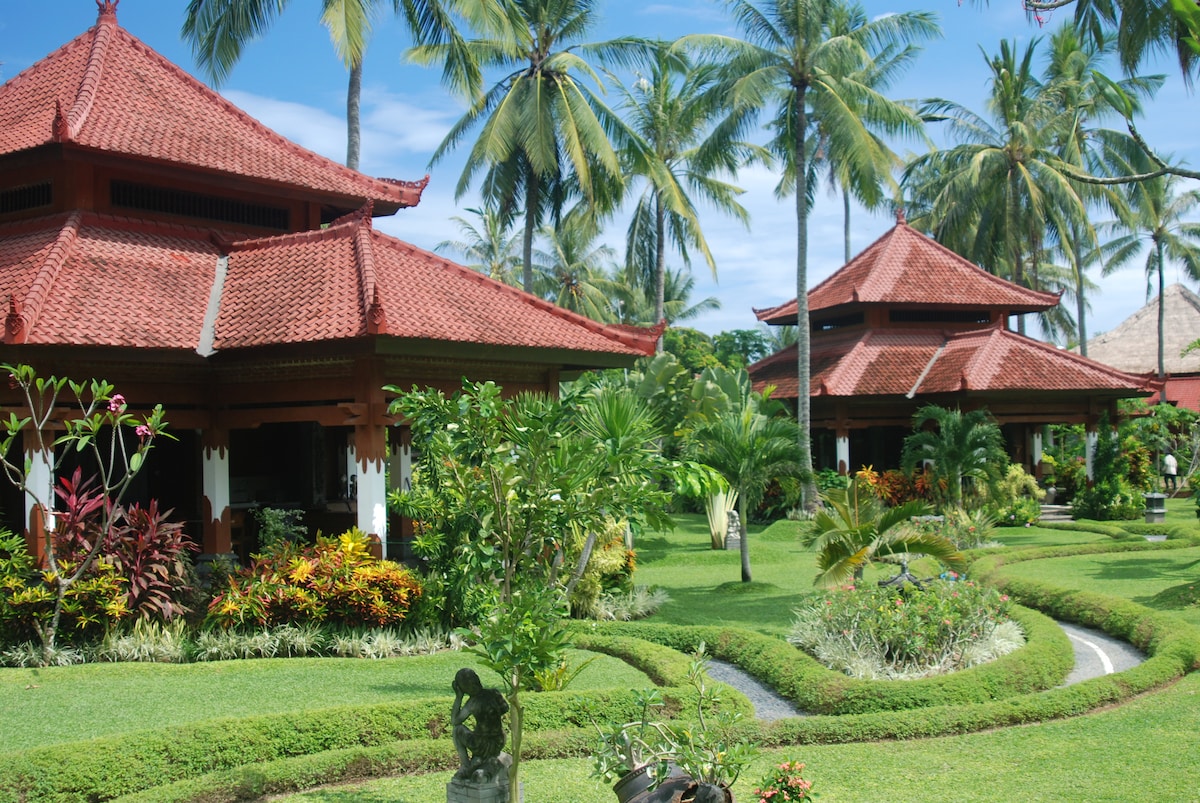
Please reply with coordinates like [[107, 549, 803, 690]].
[[591, 688, 681, 802], [591, 647, 756, 802]]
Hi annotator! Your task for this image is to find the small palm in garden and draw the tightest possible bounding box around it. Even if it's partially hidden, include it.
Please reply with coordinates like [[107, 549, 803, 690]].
[[801, 479, 964, 588], [901, 404, 1007, 511]]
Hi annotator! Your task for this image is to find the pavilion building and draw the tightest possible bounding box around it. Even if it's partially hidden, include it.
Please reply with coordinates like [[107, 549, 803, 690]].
[[0, 2, 659, 562], [1083, 283, 1200, 411], [749, 210, 1158, 479]]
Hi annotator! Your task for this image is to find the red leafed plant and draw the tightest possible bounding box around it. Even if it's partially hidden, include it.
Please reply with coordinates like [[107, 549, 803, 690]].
[[53, 470, 197, 623], [103, 499, 197, 622]]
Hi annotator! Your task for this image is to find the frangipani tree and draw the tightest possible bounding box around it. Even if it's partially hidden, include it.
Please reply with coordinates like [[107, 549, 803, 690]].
[[0, 364, 168, 663]]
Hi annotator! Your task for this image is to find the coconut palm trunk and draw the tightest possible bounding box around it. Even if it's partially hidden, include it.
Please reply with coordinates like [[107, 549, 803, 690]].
[[794, 82, 818, 509]]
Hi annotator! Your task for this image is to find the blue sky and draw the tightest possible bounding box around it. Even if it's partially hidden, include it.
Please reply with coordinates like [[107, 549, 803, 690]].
[[3, 1, 1198, 344]]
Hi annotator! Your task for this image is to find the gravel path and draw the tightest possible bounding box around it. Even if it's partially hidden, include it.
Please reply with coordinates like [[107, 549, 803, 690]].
[[708, 620, 1147, 720]]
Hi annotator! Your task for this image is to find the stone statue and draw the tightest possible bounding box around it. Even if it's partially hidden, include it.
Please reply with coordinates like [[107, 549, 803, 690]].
[[451, 668, 509, 783]]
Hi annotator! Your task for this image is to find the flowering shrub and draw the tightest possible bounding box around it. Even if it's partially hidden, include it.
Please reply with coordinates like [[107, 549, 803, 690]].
[[49, 472, 197, 623], [855, 465, 935, 506], [206, 529, 421, 629], [907, 508, 999, 549], [0, 529, 128, 646], [753, 760, 815, 802], [787, 579, 1022, 679]]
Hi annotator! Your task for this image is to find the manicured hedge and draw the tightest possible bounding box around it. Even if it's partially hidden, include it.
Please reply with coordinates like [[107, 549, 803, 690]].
[[0, 634, 704, 803], [581, 607, 1072, 716], [8, 541, 1200, 802]]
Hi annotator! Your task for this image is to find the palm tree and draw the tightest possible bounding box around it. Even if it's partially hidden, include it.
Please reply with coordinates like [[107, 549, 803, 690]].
[[1040, 26, 1162, 349], [904, 39, 1093, 334], [901, 405, 1008, 511], [1102, 168, 1200, 393], [534, 209, 630, 323], [689, 387, 802, 582], [690, 0, 938, 508], [436, 206, 522, 285], [414, 0, 643, 294], [614, 41, 759, 333], [183, 0, 482, 170], [618, 267, 721, 326], [808, 5, 926, 262], [801, 479, 963, 588]]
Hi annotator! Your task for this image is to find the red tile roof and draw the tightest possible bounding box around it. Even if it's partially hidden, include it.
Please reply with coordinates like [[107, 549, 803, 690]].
[[216, 209, 660, 356], [1164, 376, 1200, 411], [750, 325, 1157, 400], [1, 210, 659, 359], [1, 212, 221, 348], [0, 3, 426, 211], [755, 213, 1059, 325]]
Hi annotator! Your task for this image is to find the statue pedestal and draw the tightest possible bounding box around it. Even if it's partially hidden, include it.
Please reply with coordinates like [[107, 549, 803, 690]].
[[446, 776, 517, 803]]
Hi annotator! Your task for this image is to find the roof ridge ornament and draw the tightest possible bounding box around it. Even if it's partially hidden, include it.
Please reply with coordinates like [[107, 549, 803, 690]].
[[51, 101, 70, 142], [97, 0, 119, 21], [5, 295, 26, 344], [896, 207, 907, 225]]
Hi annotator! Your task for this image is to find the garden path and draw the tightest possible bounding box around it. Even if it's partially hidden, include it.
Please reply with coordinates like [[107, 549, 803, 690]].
[[709, 621, 1147, 720]]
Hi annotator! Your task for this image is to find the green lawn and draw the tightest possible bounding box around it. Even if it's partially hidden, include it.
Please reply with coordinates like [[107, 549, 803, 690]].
[[0, 649, 648, 753], [4, 508, 1200, 802]]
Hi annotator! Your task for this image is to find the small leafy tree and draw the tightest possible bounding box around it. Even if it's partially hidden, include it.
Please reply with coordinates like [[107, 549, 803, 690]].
[[687, 377, 802, 583], [387, 380, 674, 792], [901, 405, 1007, 510], [0, 364, 168, 663]]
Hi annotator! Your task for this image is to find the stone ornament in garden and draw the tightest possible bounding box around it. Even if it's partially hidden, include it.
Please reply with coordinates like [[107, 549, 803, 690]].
[[448, 668, 512, 803]]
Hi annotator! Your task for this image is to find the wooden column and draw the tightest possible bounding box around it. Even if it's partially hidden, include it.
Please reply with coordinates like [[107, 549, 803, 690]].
[[201, 427, 232, 555], [349, 358, 392, 556]]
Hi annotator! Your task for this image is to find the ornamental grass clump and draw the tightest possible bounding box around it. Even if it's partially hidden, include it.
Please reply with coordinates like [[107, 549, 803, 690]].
[[787, 579, 1023, 680]]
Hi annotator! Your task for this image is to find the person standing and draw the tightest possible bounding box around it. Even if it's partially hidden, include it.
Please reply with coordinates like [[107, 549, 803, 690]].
[[1163, 452, 1179, 492]]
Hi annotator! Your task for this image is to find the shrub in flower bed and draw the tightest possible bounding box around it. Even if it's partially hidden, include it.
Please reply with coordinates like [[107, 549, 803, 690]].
[[205, 529, 421, 629], [787, 579, 1023, 679], [586, 613, 1071, 716]]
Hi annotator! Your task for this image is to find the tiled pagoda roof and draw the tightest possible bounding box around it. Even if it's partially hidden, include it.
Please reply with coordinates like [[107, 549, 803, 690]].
[[755, 212, 1059, 325], [0, 210, 660, 359], [0, 2, 426, 211], [750, 324, 1157, 400]]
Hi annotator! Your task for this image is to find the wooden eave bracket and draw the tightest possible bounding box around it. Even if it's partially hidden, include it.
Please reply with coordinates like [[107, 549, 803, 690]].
[[338, 401, 399, 427]]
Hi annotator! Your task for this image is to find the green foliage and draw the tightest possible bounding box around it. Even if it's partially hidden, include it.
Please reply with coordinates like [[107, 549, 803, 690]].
[[0, 526, 128, 648], [205, 529, 421, 630], [253, 507, 308, 549], [814, 468, 848, 493], [901, 405, 1008, 510], [788, 579, 1022, 678], [904, 508, 1000, 550], [389, 380, 672, 628], [801, 479, 963, 587], [983, 464, 1045, 526], [664, 327, 721, 374], [1072, 415, 1146, 521], [687, 373, 802, 581], [711, 329, 773, 369]]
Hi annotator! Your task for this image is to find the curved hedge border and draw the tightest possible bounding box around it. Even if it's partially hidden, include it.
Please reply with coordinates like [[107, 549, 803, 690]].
[[8, 541, 1200, 802], [0, 637, 705, 803], [579, 605, 1072, 716], [1039, 520, 1200, 540]]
